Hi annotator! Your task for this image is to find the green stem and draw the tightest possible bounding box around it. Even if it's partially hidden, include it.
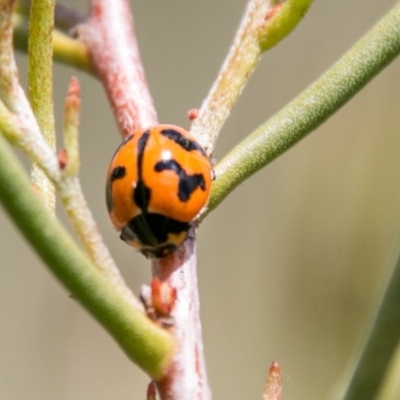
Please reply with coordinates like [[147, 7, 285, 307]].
[[27, 0, 55, 139], [343, 252, 400, 400], [374, 338, 400, 400], [259, 0, 314, 52], [27, 0, 56, 212], [15, 0, 85, 32], [13, 13, 93, 74], [0, 133, 175, 379], [208, 2, 400, 214], [191, 0, 314, 154]]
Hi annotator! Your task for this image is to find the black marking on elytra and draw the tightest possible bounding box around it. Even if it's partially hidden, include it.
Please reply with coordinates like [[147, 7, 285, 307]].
[[106, 135, 134, 212], [106, 166, 126, 212], [155, 159, 206, 202], [133, 131, 152, 210], [121, 213, 189, 248], [160, 128, 206, 156], [111, 166, 126, 181]]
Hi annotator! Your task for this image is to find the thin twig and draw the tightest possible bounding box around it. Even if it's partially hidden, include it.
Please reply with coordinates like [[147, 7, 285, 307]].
[[13, 13, 92, 73], [62, 77, 80, 176], [28, 0, 56, 213], [2, 0, 177, 382], [152, 231, 211, 400], [263, 362, 282, 400], [190, 0, 272, 154], [0, 134, 175, 378], [78, 3, 212, 398], [207, 1, 400, 217], [0, 0, 60, 182], [78, 0, 158, 138], [1, 1, 138, 310], [191, 0, 313, 155], [78, 2, 213, 391], [344, 246, 400, 399]]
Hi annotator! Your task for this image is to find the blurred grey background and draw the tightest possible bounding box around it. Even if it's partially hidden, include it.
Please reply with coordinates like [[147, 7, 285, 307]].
[[1, 1, 400, 399]]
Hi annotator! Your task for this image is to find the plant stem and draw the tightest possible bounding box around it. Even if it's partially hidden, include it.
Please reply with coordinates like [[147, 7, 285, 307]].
[[191, 0, 313, 154], [0, 73, 138, 310], [374, 339, 400, 400], [343, 251, 400, 400], [208, 2, 400, 215], [152, 232, 211, 400], [62, 77, 80, 176], [78, 0, 158, 138], [13, 13, 93, 74], [0, 133, 175, 379], [15, 0, 86, 31], [263, 362, 282, 400], [71, 5, 211, 398], [0, 1, 60, 181], [258, 0, 314, 52], [27, 0, 56, 213]]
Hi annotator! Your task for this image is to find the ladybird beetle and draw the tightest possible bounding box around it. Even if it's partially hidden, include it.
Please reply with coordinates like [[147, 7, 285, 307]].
[[106, 124, 213, 258]]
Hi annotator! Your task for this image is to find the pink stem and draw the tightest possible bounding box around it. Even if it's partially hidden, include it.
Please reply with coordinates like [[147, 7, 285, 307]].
[[152, 230, 211, 400], [78, 0, 158, 137], [263, 362, 282, 400], [79, 1, 210, 398]]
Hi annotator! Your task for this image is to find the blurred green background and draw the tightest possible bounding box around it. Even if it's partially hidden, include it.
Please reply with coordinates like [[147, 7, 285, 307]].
[[1, 1, 400, 399]]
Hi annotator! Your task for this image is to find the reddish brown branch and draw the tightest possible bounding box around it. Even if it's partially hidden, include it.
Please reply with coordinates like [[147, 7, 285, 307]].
[[147, 381, 157, 400], [151, 231, 211, 400], [78, 2, 210, 399], [78, 0, 158, 138], [263, 362, 282, 400]]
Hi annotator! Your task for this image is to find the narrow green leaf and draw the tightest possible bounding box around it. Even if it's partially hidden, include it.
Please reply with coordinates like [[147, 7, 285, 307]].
[[28, 0, 56, 212], [344, 253, 400, 400], [208, 3, 400, 214], [0, 133, 174, 379]]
